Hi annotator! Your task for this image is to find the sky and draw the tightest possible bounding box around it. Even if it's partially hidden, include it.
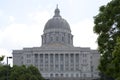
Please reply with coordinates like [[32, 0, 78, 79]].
[[0, 0, 111, 65]]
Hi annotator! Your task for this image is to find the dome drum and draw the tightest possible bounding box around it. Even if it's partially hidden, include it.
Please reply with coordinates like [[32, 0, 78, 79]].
[[44, 28, 71, 34]]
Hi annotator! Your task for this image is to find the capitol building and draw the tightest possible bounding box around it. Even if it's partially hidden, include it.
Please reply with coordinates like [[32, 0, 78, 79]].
[[12, 7, 100, 80]]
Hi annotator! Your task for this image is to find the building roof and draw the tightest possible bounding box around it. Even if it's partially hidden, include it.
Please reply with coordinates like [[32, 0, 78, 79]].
[[44, 6, 71, 33]]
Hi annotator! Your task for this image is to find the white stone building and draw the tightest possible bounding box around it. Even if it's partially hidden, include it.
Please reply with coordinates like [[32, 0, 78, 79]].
[[12, 7, 100, 80]]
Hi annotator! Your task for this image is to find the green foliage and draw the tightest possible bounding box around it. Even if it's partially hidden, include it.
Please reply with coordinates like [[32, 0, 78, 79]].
[[0, 65, 44, 80], [93, 0, 120, 79], [0, 65, 11, 80], [109, 37, 120, 79], [0, 56, 4, 62]]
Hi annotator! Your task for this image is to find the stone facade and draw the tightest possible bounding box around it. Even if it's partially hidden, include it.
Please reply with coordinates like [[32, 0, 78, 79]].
[[12, 7, 100, 80]]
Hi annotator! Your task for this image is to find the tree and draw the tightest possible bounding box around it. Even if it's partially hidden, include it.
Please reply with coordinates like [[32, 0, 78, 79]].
[[0, 65, 44, 80], [0, 56, 4, 62], [0, 65, 10, 80], [0, 56, 4, 65], [93, 0, 120, 79], [10, 65, 44, 80], [110, 37, 120, 79]]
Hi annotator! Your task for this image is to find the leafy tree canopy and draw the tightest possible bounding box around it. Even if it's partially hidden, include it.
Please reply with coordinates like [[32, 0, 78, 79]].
[[0, 65, 44, 80], [0, 56, 4, 65], [93, 0, 120, 80], [0, 56, 4, 62]]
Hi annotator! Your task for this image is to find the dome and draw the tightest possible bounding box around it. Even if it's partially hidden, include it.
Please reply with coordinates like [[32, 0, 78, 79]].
[[41, 6, 73, 47], [44, 7, 71, 33]]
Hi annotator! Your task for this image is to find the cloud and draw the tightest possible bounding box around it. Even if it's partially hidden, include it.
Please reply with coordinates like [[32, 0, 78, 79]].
[[0, 10, 51, 59], [0, 7, 98, 66], [71, 19, 98, 49], [67, 0, 75, 6], [0, 23, 41, 64], [8, 16, 15, 23], [28, 10, 51, 26], [0, 48, 11, 56], [0, 23, 40, 49]]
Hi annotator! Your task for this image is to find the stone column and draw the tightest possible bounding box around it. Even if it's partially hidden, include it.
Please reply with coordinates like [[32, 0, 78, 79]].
[[63, 53, 65, 72], [58, 54, 60, 71], [69, 53, 70, 72], [53, 53, 55, 71], [74, 53, 76, 71], [38, 54, 40, 71], [43, 54, 45, 71], [48, 54, 50, 72]]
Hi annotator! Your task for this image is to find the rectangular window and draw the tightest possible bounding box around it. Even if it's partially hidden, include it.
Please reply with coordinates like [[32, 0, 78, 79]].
[[60, 54, 63, 62], [50, 74, 53, 77], [40, 54, 43, 64], [50, 54, 54, 63], [40, 54, 43, 58], [56, 37, 59, 41], [61, 74, 63, 77], [70, 54, 74, 63], [76, 65, 79, 71], [40, 59, 43, 63], [35, 59, 38, 63], [76, 74, 79, 77], [60, 65, 64, 71], [66, 74, 68, 77], [55, 54, 58, 63], [45, 54, 48, 58], [45, 54, 48, 64], [71, 73, 74, 77], [55, 65, 59, 70], [45, 65, 48, 71], [27, 59, 31, 63], [55, 74, 58, 77], [50, 37, 53, 41], [76, 54, 79, 63], [65, 54, 69, 64], [40, 67, 43, 71], [35, 54, 38, 58], [62, 37, 64, 41], [27, 54, 31, 58], [50, 65, 54, 71]]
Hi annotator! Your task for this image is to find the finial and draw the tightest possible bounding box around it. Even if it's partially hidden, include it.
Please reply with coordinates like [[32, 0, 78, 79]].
[[56, 4, 58, 9], [54, 4, 61, 17]]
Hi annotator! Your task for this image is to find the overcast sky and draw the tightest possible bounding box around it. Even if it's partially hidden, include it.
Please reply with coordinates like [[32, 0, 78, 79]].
[[0, 0, 111, 64]]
